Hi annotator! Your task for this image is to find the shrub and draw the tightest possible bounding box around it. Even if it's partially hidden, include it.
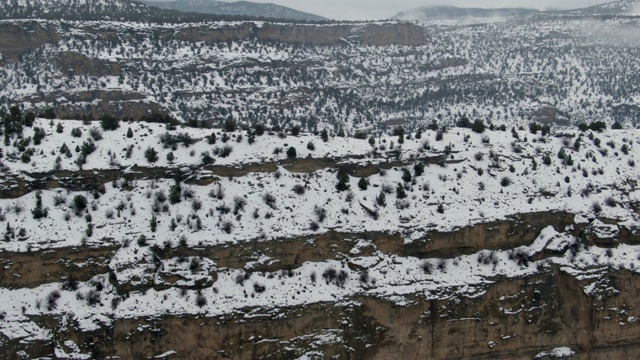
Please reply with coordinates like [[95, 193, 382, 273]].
[[100, 115, 120, 131], [73, 195, 88, 213], [396, 184, 407, 199], [31, 191, 48, 219], [221, 219, 234, 234], [314, 205, 327, 222], [223, 118, 237, 132], [456, 116, 471, 128], [219, 145, 233, 158], [402, 169, 412, 183], [345, 191, 355, 202], [321, 129, 329, 142], [182, 186, 195, 199], [335, 169, 350, 192], [382, 183, 394, 194], [137, 235, 147, 246], [605, 197, 617, 207], [62, 278, 79, 291], [421, 261, 434, 274], [46, 290, 61, 311], [144, 147, 159, 163], [508, 248, 532, 267], [500, 177, 512, 187], [414, 162, 425, 177], [201, 151, 214, 165], [86, 289, 101, 306], [263, 192, 277, 209], [71, 128, 82, 137], [292, 184, 306, 195], [254, 124, 265, 136], [396, 199, 411, 210], [169, 180, 182, 204], [358, 178, 368, 190], [376, 191, 386, 207], [322, 267, 348, 287], [150, 214, 157, 232], [437, 204, 444, 214], [471, 119, 486, 133], [233, 196, 246, 214], [89, 126, 102, 141], [81, 140, 96, 156], [589, 121, 607, 132], [592, 201, 602, 213], [307, 141, 315, 151], [286, 146, 297, 159], [253, 283, 266, 293]]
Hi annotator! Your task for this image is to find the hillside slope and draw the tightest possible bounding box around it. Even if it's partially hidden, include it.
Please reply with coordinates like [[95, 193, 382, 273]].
[[1, 115, 640, 358], [392, 6, 538, 21], [142, 0, 327, 21]]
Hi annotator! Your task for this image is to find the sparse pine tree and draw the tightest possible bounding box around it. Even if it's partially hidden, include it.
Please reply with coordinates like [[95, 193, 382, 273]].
[[358, 178, 368, 190], [144, 147, 159, 163], [336, 169, 350, 192], [286, 146, 297, 159], [169, 179, 182, 204], [396, 184, 407, 199], [376, 191, 386, 207], [31, 191, 48, 219]]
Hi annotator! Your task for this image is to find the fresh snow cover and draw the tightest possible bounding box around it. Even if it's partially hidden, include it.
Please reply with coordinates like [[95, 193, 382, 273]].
[[1, 119, 640, 350], [1, 119, 639, 252], [535, 346, 576, 358]]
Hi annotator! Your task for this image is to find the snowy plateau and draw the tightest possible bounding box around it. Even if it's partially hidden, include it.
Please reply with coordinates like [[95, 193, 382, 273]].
[[1, 0, 640, 359]]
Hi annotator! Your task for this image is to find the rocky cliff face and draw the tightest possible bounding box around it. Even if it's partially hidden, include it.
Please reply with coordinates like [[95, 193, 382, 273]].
[[175, 22, 428, 46], [3, 208, 640, 359], [0, 21, 60, 57]]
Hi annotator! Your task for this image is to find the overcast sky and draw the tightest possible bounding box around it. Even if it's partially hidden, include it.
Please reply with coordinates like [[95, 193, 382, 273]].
[[219, 0, 613, 20]]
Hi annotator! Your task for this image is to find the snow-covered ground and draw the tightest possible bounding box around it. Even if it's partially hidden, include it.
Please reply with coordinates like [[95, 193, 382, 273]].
[[1, 118, 640, 356], [1, 119, 639, 252]]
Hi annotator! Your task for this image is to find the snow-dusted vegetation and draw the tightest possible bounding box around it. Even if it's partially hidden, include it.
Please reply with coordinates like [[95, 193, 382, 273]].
[[2, 0, 640, 358], [1, 111, 640, 357]]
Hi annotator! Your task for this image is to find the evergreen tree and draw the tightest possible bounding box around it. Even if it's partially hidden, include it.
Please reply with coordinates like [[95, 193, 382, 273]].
[[145, 147, 159, 163], [396, 184, 407, 199], [358, 178, 368, 190], [286, 146, 297, 159], [376, 191, 386, 207], [169, 179, 182, 204], [31, 191, 48, 219], [335, 169, 350, 191], [24, 112, 35, 127], [100, 115, 120, 131]]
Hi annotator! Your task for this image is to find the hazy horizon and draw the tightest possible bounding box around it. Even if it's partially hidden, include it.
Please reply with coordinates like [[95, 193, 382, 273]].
[[144, 0, 615, 20]]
